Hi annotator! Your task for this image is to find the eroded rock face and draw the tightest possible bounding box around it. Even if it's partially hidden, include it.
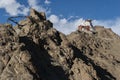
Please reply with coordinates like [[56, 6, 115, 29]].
[[0, 9, 120, 80], [0, 24, 35, 80], [30, 8, 46, 20]]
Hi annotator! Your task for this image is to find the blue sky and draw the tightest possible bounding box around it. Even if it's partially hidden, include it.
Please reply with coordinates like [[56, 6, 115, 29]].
[[50, 0, 120, 20], [0, 0, 120, 35]]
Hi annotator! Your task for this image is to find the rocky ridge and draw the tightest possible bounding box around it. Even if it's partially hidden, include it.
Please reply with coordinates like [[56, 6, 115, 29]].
[[0, 9, 120, 80]]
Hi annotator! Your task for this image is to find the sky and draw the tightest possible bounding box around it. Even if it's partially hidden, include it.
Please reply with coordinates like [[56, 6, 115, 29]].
[[0, 0, 120, 35]]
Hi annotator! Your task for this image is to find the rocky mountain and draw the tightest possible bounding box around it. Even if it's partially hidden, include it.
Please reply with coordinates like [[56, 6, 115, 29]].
[[0, 9, 120, 80]]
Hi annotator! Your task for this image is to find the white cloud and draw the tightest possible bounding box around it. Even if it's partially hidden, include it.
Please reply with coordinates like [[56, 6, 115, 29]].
[[28, 0, 42, 11], [93, 18, 120, 35], [28, 0, 51, 14], [48, 14, 84, 34], [0, 0, 51, 16], [0, 0, 29, 16], [44, 0, 51, 4], [48, 14, 120, 35], [48, 15, 59, 23]]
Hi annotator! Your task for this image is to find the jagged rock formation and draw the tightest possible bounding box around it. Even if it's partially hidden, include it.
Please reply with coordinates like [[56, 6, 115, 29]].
[[0, 9, 120, 80]]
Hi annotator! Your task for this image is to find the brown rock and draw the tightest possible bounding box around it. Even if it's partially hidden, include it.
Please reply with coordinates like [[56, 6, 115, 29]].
[[0, 9, 120, 80]]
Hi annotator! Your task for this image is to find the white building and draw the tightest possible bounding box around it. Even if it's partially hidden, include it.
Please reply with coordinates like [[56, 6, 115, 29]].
[[83, 19, 95, 31]]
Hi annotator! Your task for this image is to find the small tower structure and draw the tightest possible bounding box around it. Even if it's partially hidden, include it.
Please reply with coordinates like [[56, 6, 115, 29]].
[[78, 19, 95, 32]]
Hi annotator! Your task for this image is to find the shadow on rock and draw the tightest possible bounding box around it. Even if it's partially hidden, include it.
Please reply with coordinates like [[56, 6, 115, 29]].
[[71, 45, 116, 80], [19, 36, 69, 80]]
